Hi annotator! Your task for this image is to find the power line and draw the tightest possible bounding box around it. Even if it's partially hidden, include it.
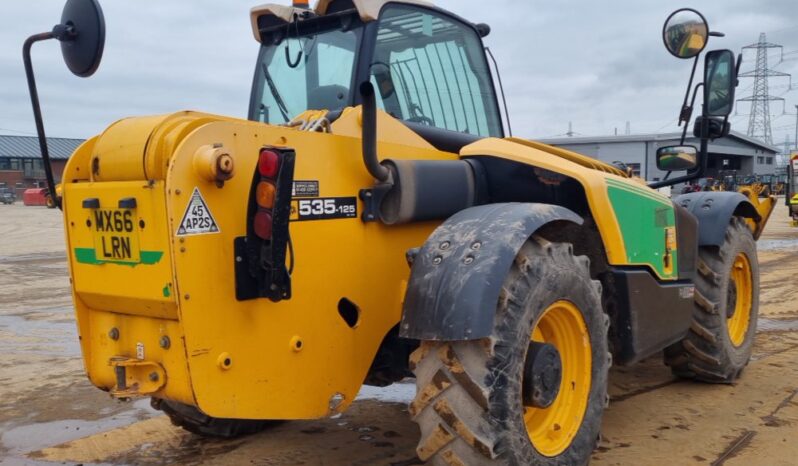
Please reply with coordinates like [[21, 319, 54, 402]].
[[736, 33, 792, 145], [0, 127, 36, 136]]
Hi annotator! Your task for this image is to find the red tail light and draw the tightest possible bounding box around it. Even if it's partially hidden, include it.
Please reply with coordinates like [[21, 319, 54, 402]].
[[253, 211, 273, 239], [254, 150, 280, 239], [258, 149, 280, 178], [235, 146, 295, 302]]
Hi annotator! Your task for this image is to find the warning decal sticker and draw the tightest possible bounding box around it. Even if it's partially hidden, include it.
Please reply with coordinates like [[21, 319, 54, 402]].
[[176, 187, 220, 236], [292, 180, 320, 198]]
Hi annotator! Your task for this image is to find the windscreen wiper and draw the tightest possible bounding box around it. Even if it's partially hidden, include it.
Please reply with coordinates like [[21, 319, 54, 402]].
[[261, 62, 291, 123]]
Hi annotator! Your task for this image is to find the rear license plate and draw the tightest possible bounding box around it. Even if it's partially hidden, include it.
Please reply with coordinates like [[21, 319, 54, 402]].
[[92, 209, 140, 263]]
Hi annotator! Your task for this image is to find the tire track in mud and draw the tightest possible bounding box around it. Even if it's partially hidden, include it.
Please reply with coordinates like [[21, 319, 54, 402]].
[[610, 379, 681, 403], [710, 430, 757, 466]]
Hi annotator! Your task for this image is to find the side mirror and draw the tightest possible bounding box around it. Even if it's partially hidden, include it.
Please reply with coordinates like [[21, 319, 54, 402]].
[[703, 49, 736, 117], [22, 0, 105, 210], [60, 0, 106, 77], [656, 145, 698, 172], [663, 8, 708, 59], [693, 115, 730, 139]]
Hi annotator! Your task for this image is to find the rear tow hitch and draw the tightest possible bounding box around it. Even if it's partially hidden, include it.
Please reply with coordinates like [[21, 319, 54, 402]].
[[109, 356, 166, 398]]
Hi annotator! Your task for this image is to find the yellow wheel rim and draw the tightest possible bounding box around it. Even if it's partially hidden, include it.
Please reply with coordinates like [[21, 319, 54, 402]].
[[524, 300, 591, 457], [727, 253, 753, 346]]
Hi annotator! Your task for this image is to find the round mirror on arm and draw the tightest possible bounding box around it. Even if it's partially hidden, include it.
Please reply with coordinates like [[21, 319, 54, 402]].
[[59, 0, 105, 77], [662, 8, 708, 59]]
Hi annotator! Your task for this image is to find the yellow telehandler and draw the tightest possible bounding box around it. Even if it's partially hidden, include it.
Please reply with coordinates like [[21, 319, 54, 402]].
[[22, 1, 773, 464]]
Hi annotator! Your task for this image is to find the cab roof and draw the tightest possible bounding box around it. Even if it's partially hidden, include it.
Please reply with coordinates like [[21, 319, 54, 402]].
[[250, 0, 433, 42]]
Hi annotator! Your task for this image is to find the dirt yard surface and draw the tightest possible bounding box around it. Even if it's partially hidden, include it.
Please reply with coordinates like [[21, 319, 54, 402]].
[[1, 201, 797, 465]]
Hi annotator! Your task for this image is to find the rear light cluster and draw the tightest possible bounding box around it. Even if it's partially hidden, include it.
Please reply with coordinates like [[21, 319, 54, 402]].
[[235, 146, 295, 302], [253, 149, 281, 240]]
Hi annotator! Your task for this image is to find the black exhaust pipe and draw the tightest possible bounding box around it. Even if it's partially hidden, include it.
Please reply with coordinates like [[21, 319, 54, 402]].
[[357, 81, 482, 225], [359, 82, 390, 183]]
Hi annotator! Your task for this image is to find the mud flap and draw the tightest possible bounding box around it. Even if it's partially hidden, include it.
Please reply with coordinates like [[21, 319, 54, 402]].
[[399, 203, 582, 341], [675, 192, 762, 245]]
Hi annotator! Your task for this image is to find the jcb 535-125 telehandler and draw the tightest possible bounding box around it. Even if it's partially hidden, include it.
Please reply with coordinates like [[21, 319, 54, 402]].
[[23, 1, 775, 464]]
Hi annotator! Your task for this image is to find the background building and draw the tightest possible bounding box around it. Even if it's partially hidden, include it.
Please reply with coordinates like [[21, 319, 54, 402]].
[[0, 135, 84, 196], [541, 130, 779, 183]]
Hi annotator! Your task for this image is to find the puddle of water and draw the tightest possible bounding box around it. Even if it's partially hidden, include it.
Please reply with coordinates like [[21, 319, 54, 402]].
[[758, 317, 798, 332], [0, 313, 80, 357], [0, 455, 107, 466], [0, 252, 65, 264], [757, 238, 798, 251], [0, 398, 156, 459]]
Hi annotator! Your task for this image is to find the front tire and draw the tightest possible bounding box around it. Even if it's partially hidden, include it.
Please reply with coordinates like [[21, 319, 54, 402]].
[[409, 237, 609, 465], [665, 217, 759, 382]]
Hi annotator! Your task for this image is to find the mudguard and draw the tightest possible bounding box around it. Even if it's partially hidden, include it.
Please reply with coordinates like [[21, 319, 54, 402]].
[[399, 203, 582, 341], [674, 191, 760, 246]]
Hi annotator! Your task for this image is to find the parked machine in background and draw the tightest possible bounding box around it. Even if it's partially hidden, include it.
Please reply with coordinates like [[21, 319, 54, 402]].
[[0, 187, 15, 205], [772, 174, 787, 196], [22, 2, 776, 464], [788, 153, 798, 226], [22, 187, 56, 207]]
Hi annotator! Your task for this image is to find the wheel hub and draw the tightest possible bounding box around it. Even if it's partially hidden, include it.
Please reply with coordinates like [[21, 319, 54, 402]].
[[522, 341, 562, 409], [727, 252, 753, 347], [726, 279, 737, 319]]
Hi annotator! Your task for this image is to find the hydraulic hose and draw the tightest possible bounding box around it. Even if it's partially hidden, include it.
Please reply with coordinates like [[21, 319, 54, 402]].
[[359, 82, 390, 182]]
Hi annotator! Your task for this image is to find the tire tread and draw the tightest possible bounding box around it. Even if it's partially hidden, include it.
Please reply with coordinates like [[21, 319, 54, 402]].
[[665, 217, 759, 383], [410, 237, 609, 465]]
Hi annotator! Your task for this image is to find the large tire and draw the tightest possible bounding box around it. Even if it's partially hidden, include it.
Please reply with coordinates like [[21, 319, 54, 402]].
[[409, 237, 609, 465], [665, 217, 759, 382], [152, 398, 280, 438]]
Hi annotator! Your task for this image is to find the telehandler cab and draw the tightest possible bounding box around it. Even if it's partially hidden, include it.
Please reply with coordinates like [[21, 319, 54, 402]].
[[23, 1, 774, 464]]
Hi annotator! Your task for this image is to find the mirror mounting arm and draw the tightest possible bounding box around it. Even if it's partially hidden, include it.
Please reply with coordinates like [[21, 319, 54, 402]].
[[680, 82, 704, 145], [52, 24, 78, 41], [20, 0, 105, 211], [22, 32, 62, 210], [677, 56, 700, 129]]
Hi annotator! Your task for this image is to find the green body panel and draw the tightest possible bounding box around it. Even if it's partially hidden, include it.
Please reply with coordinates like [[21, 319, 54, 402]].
[[605, 179, 676, 279]]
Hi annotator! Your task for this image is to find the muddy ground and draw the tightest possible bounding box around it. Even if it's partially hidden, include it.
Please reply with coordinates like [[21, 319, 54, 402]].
[[1, 201, 797, 465]]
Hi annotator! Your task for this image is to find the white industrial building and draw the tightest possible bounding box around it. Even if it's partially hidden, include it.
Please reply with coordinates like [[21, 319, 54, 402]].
[[541, 131, 779, 182]]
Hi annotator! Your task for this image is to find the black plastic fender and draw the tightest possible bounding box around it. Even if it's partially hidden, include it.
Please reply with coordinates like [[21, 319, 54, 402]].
[[674, 191, 760, 247], [399, 203, 582, 341]]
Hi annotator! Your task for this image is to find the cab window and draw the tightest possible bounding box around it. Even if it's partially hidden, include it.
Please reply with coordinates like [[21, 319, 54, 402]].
[[371, 5, 502, 137], [254, 26, 360, 124]]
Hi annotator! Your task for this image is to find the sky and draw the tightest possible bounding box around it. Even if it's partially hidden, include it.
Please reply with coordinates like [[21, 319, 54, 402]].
[[0, 1, 796, 149]]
